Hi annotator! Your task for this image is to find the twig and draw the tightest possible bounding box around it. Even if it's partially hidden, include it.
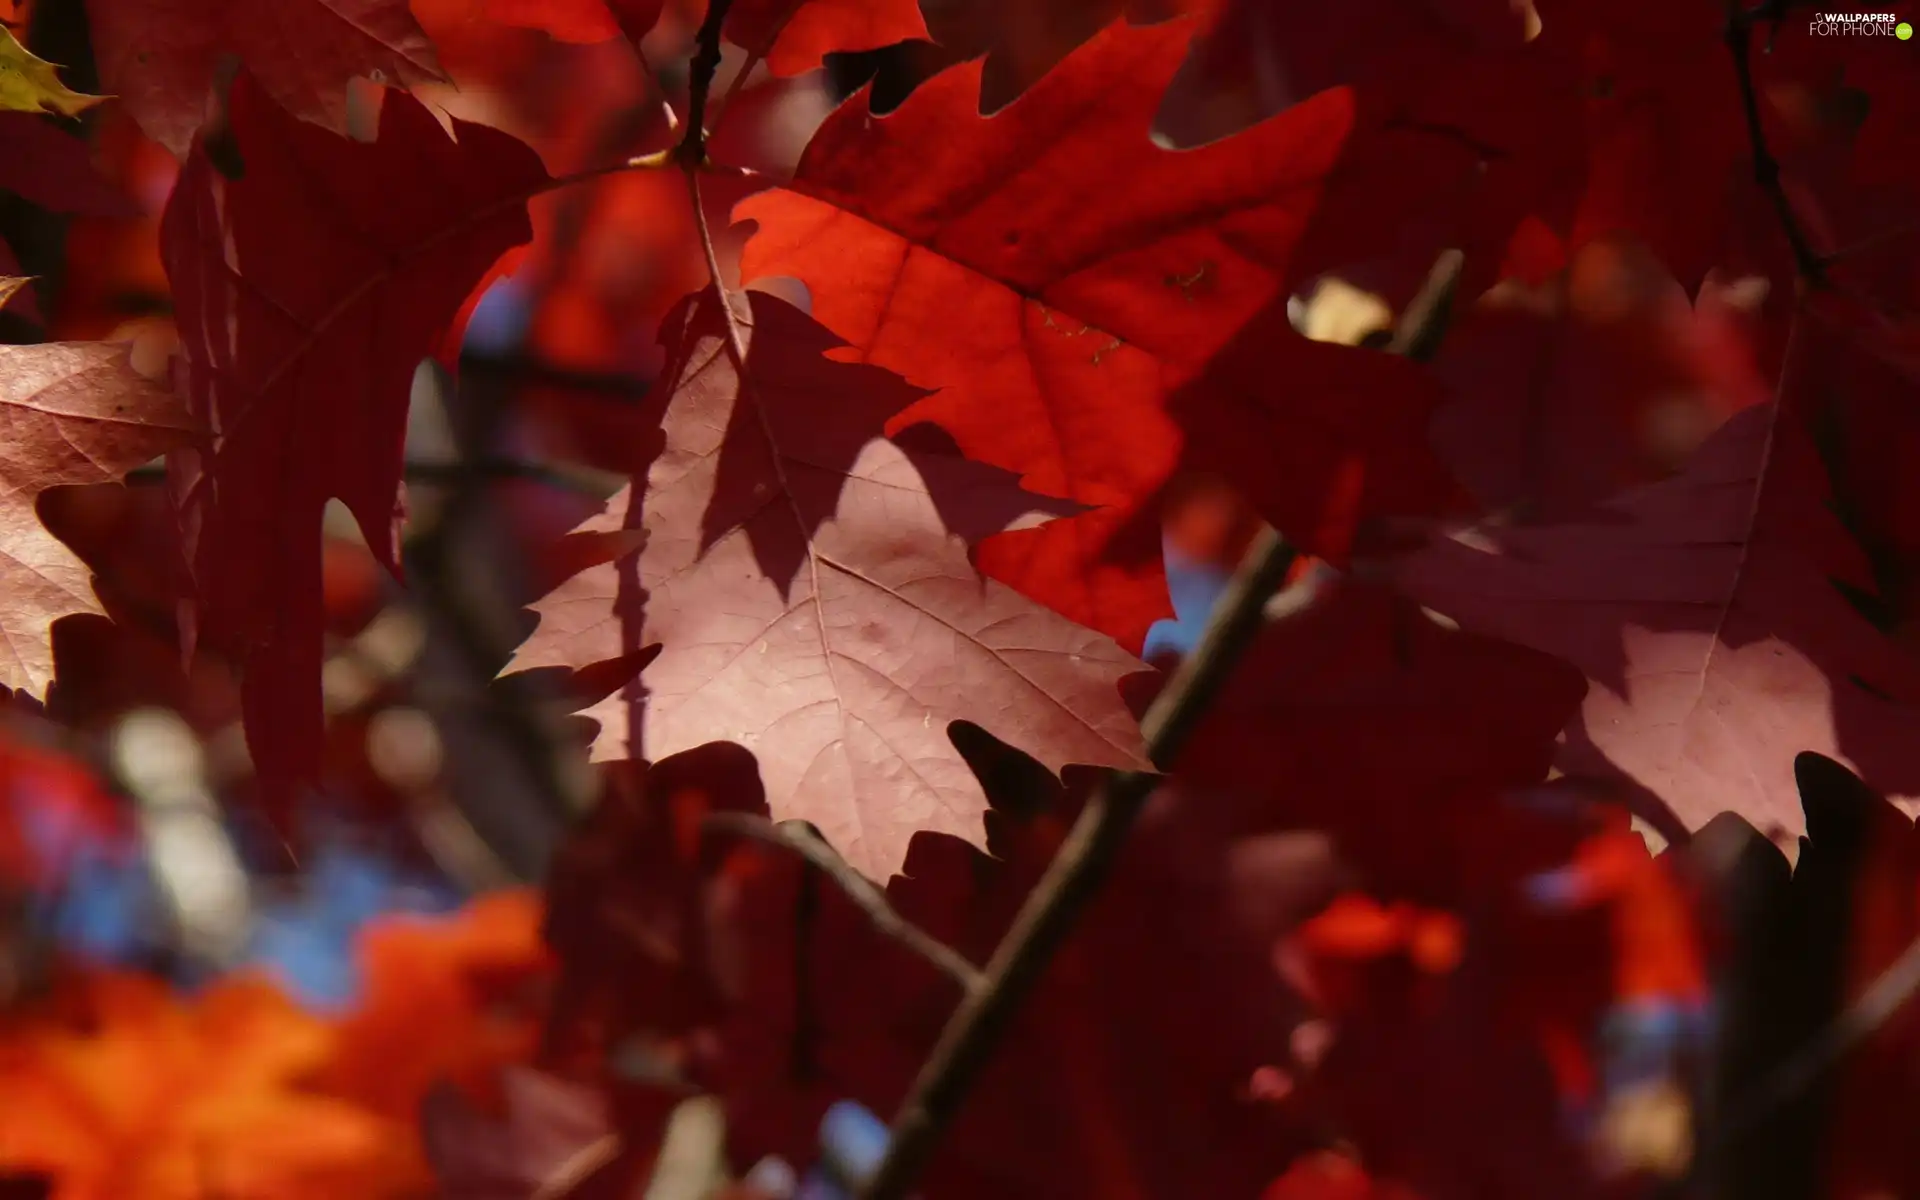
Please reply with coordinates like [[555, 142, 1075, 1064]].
[[707, 0, 805, 145], [704, 812, 985, 993], [854, 533, 1296, 1198], [676, 0, 735, 166], [1724, 0, 1827, 286], [679, 5, 752, 363], [856, 248, 1468, 1200]]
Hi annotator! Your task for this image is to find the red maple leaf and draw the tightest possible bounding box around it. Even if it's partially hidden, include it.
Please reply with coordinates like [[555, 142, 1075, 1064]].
[[1428, 240, 1775, 521], [162, 70, 550, 825], [736, 19, 1476, 653], [81, 0, 449, 156], [1527, 0, 1769, 294], [1399, 315, 1920, 846], [555, 751, 1331, 1199], [483, 0, 668, 44], [1157, 0, 1532, 146], [479, 0, 923, 68], [919, 0, 1216, 111], [1175, 577, 1586, 897], [0, 113, 142, 328], [706, 793, 1324, 1198], [1434, 0, 1901, 296], [726, 0, 928, 75], [0, 116, 139, 219], [1774, 754, 1920, 1199], [1794, 302, 1920, 651], [0, 340, 197, 697], [1290, 928, 1610, 1200], [530, 588, 1589, 1199], [507, 289, 1151, 881], [84, 0, 449, 157]]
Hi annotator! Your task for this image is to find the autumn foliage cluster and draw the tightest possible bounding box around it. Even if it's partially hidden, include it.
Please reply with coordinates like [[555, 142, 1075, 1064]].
[[0, 0, 1918, 1195]]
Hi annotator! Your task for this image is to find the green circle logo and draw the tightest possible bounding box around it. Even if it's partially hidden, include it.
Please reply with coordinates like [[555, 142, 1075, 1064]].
[[1900, 20, 1914, 38]]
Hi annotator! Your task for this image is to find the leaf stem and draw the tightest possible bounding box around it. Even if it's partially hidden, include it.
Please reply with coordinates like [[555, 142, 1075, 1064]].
[[855, 248, 1467, 1200], [684, 168, 746, 364]]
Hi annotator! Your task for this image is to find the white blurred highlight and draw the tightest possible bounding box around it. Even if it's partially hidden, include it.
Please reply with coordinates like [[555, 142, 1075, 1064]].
[[112, 708, 251, 965]]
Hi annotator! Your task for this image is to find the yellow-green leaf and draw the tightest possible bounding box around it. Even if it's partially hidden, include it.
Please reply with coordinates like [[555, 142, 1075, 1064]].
[[0, 27, 106, 117]]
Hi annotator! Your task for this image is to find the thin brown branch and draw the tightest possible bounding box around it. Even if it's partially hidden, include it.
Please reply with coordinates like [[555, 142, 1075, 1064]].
[[856, 248, 1469, 1200], [676, 0, 736, 167], [704, 812, 986, 993], [707, 0, 805, 145], [1724, 0, 1827, 286], [854, 534, 1296, 1199]]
